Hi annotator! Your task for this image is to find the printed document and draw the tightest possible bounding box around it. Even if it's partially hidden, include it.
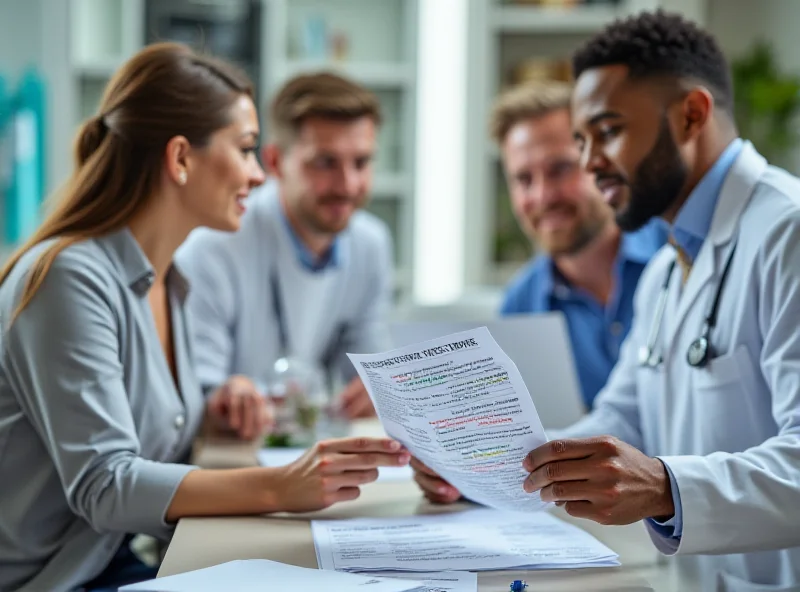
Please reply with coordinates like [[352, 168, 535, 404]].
[[348, 327, 549, 511], [373, 571, 476, 592], [120, 559, 427, 592], [312, 509, 619, 573]]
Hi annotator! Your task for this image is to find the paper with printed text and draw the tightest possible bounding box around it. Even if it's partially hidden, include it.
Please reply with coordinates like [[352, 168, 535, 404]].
[[348, 327, 550, 511], [312, 509, 620, 572]]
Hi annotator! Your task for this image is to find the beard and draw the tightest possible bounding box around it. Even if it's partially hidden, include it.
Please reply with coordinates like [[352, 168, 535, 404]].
[[613, 116, 688, 232], [534, 200, 609, 257], [301, 195, 359, 235]]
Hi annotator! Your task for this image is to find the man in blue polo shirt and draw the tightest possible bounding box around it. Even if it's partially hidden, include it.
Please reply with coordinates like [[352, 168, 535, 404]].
[[491, 81, 666, 409]]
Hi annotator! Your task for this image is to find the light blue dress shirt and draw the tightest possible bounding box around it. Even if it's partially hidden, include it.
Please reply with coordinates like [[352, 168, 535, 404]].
[[671, 138, 744, 262], [648, 138, 744, 540]]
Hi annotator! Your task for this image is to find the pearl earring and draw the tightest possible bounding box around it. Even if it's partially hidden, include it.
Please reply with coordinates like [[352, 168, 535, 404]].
[[178, 171, 187, 185]]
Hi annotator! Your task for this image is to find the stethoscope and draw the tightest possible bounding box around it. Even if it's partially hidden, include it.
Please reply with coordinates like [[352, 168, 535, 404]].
[[638, 238, 738, 369], [269, 258, 342, 374]]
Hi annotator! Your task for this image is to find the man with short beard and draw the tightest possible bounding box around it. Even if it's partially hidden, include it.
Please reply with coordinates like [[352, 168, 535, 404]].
[[493, 81, 665, 409], [178, 73, 392, 422]]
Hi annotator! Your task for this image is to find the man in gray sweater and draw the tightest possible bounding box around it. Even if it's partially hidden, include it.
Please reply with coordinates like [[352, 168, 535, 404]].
[[178, 72, 393, 424]]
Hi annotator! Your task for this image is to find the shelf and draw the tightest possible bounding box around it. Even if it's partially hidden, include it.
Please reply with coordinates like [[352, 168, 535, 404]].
[[490, 4, 623, 33], [74, 58, 123, 80], [281, 61, 414, 88], [286, 0, 407, 64], [373, 173, 411, 198]]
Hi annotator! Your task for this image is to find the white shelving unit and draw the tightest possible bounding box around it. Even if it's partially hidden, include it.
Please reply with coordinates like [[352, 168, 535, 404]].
[[71, 0, 143, 79], [489, 3, 626, 33], [280, 61, 415, 88], [464, 0, 703, 290], [66, 0, 418, 301]]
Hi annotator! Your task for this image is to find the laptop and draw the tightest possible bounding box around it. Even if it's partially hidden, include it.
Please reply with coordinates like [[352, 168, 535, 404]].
[[388, 312, 586, 430]]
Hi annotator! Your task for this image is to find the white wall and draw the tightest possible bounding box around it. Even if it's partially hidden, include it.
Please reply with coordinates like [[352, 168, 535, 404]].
[[0, 0, 43, 78], [659, 0, 707, 24], [413, 0, 468, 305]]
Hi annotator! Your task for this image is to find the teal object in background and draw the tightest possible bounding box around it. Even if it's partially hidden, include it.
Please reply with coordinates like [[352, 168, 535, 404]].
[[4, 68, 46, 245], [22, 68, 46, 217], [0, 75, 11, 246]]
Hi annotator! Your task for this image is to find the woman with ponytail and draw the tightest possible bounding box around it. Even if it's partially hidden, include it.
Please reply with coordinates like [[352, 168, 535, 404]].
[[0, 43, 408, 592]]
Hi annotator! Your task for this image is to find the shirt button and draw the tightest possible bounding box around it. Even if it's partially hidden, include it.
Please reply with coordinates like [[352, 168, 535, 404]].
[[610, 321, 624, 336], [174, 414, 185, 429]]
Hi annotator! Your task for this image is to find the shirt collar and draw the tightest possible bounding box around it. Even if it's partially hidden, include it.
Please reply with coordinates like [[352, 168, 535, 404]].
[[619, 222, 665, 265], [279, 203, 340, 273], [535, 257, 560, 304], [166, 263, 191, 302], [97, 227, 190, 300], [671, 138, 743, 261], [98, 227, 154, 291]]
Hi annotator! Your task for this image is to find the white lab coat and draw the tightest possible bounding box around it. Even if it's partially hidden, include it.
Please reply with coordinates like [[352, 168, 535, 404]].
[[560, 142, 800, 592]]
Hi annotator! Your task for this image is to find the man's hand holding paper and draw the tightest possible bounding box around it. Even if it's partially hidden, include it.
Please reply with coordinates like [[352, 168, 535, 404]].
[[522, 435, 675, 525], [410, 433, 676, 526]]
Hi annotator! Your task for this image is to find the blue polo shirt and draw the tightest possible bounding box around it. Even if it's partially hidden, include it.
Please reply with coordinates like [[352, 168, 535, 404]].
[[500, 221, 667, 408]]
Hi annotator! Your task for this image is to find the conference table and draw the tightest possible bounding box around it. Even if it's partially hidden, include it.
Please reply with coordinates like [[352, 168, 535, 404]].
[[159, 422, 694, 591]]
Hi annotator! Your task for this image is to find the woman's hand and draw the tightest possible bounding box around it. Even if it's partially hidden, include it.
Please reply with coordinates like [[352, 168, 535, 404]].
[[410, 457, 463, 504], [272, 437, 410, 512], [206, 375, 273, 440], [167, 438, 408, 521]]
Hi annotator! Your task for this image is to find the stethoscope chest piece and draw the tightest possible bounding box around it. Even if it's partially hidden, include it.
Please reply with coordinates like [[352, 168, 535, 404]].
[[637, 235, 739, 370], [686, 335, 710, 368]]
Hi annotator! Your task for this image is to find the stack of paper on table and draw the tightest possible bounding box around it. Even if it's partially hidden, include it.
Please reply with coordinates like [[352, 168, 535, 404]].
[[371, 571, 477, 592], [346, 327, 552, 512], [119, 559, 429, 592], [257, 447, 413, 482], [312, 508, 620, 573]]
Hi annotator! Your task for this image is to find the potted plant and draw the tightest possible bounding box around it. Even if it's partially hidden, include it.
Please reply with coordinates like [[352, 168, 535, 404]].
[[731, 41, 800, 171]]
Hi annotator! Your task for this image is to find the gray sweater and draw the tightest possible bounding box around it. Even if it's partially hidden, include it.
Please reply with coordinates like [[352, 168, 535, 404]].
[[176, 180, 394, 392]]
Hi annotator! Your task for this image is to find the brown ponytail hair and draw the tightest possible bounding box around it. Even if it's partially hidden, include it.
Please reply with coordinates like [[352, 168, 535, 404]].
[[0, 42, 253, 317]]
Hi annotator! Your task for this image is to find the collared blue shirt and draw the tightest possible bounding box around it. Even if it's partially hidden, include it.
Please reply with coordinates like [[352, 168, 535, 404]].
[[648, 137, 744, 541], [500, 220, 667, 409], [279, 205, 340, 272]]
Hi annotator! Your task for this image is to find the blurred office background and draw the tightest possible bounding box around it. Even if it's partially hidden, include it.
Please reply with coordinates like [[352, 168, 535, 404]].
[[1, 0, 799, 317]]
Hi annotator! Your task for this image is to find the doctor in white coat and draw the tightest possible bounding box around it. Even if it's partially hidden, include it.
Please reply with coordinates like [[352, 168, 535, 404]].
[[412, 11, 800, 591]]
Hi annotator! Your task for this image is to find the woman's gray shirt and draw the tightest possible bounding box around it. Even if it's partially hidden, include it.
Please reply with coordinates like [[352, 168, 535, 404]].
[[0, 229, 203, 591]]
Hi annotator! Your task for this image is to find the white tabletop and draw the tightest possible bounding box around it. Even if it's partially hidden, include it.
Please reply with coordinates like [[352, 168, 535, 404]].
[[160, 426, 690, 591]]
